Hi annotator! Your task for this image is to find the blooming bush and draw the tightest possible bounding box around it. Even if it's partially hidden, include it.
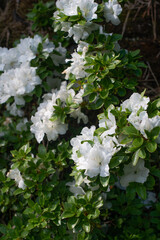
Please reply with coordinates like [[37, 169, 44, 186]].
[[0, 0, 160, 239]]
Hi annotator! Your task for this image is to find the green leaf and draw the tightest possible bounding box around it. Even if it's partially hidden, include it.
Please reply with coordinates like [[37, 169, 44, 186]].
[[86, 191, 93, 202], [61, 211, 75, 219], [83, 84, 95, 97], [150, 126, 160, 140], [69, 15, 80, 22], [67, 217, 79, 229], [82, 221, 90, 233], [132, 149, 140, 166], [100, 90, 109, 99], [91, 98, 104, 110], [146, 141, 157, 153], [122, 126, 139, 137], [0, 171, 5, 181], [120, 137, 132, 145], [118, 88, 126, 97], [100, 176, 110, 187], [138, 148, 146, 159], [13, 188, 24, 195], [38, 144, 47, 157], [136, 184, 147, 200], [132, 137, 144, 148], [89, 92, 97, 103], [87, 73, 96, 83], [126, 185, 136, 200], [35, 85, 42, 97], [109, 155, 128, 168], [150, 168, 160, 178], [130, 49, 140, 57], [94, 127, 106, 136]]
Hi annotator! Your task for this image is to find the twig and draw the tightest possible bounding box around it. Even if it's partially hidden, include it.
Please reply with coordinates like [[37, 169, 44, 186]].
[[146, 61, 159, 87]]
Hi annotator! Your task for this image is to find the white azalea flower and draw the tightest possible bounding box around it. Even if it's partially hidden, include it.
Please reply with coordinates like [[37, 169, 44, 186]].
[[121, 92, 150, 113], [0, 63, 41, 104], [120, 159, 149, 187], [31, 82, 88, 142], [99, 108, 117, 137], [7, 168, 26, 190], [56, 0, 98, 22], [142, 192, 157, 209], [71, 126, 119, 178], [104, 0, 122, 25], [128, 111, 160, 141], [66, 181, 85, 197]]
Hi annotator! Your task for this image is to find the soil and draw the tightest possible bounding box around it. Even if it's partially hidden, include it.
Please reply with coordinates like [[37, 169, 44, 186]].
[[0, 0, 160, 99]]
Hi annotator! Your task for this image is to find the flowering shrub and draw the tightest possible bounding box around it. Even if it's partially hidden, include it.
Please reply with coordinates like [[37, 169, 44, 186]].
[[0, 0, 160, 239]]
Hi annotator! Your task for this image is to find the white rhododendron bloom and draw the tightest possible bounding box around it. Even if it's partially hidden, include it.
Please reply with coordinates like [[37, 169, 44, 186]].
[[104, 0, 122, 25], [142, 192, 157, 209], [51, 43, 67, 66], [68, 23, 99, 43], [63, 41, 90, 79], [56, 0, 98, 22], [31, 82, 88, 143], [128, 111, 160, 142], [121, 92, 150, 113], [66, 181, 85, 197], [16, 118, 28, 132], [71, 126, 119, 178], [0, 63, 41, 104], [6, 102, 24, 117], [99, 108, 117, 136], [7, 168, 26, 190], [120, 159, 149, 187]]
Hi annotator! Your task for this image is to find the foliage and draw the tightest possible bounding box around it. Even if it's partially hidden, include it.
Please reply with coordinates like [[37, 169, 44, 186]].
[[0, 0, 160, 239]]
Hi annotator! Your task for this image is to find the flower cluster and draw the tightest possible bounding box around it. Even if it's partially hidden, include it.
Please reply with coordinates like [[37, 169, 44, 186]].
[[71, 125, 120, 178], [31, 81, 88, 143], [121, 93, 160, 142], [0, 35, 66, 116], [7, 168, 26, 190], [54, 0, 122, 43]]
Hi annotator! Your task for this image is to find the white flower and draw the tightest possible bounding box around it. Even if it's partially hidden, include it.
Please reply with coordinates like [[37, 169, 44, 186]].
[[0, 63, 41, 104], [31, 82, 87, 142], [63, 42, 90, 79], [78, 0, 98, 22], [56, 0, 98, 22], [68, 23, 99, 43], [99, 107, 117, 137], [104, 0, 122, 25], [71, 126, 119, 178], [128, 111, 160, 140], [7, 168, 26, 190], [66, 181, 85, 197], [16, 118, 28, 132], [51, 43, 66, 66], [121, 93, 150, 113], [30, 86, 68, 143], [6, 102, 24, 117], [142, 191, 157, 209], [120, 159, 149, 187]]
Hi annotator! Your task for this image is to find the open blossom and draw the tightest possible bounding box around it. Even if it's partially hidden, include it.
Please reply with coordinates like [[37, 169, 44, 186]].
[[63, 42, 90, 80], [31, 82, 88, 143], [128, 111, 160, 142], [121, 92, 150, 113], [120, 159, 149, 187], [7, 168, 26, 190], [0, 63, 41, 104], [56, 0, 98, 22], [104, 0, 122, 25], [99, 107, 117, 137], [71, 126, 119, 178]]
